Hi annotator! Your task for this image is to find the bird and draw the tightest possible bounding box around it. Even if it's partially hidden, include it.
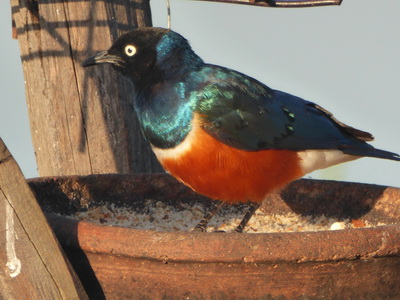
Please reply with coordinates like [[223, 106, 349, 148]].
[[82, 27, 400, 232]]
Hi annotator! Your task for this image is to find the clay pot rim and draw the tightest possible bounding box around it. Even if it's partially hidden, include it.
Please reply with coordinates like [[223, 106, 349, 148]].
[[47, 213, 400, 264], [29, 174, 400, 265]]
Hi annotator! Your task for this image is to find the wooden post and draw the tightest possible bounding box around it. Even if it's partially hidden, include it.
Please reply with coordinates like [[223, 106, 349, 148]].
[[10, 0, 162, 176], [0, 139, 88, 299]]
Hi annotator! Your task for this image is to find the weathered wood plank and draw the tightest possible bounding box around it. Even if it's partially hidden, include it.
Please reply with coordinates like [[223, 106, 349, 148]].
[[10, 0, 160, 176], [0, 139, 88, 299]]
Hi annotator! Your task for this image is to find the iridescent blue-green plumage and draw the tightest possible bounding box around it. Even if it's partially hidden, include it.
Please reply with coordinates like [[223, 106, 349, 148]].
[[82, 27, 400, 161], [82, 27, 399, 233]]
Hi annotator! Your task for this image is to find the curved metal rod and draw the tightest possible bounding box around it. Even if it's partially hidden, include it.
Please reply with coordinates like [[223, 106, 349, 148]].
[[194, 0, 342, 7]]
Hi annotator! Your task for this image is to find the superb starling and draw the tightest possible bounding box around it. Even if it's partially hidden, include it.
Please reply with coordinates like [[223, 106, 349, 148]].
[[83, 27, 400, 232]]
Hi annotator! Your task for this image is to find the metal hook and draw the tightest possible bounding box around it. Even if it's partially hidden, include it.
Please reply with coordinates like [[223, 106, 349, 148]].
[[166, 0, 171, 29]]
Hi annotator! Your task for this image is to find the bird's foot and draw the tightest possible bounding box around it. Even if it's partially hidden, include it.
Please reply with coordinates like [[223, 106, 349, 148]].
[[192, 201, 225, 233], [234, 202, 260, 233]]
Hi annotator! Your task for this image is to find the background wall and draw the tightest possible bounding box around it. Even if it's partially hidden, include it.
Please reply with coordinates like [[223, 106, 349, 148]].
[[1, 0, 399, 188]]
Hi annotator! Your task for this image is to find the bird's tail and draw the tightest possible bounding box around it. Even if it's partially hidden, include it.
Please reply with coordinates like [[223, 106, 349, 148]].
[[342, 146, 400, 161]]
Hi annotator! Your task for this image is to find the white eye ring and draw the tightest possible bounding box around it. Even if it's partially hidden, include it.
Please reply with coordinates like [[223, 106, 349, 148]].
[[124, 45, 137, 57]]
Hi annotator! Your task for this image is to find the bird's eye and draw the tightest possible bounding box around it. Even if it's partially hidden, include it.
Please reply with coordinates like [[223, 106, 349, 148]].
[[124, 45, 137, 57]]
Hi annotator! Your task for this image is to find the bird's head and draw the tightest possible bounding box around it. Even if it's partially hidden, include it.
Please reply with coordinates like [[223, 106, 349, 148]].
[[82, 27, 203, 86]]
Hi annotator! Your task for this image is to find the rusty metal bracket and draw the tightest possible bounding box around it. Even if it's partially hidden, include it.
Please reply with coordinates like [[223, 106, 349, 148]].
[[195, 0, 342, 7]]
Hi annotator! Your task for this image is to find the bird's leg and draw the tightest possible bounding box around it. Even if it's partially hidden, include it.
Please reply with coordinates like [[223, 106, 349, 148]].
[[234, 202, 260, 233], [193, 201, 225, 232]]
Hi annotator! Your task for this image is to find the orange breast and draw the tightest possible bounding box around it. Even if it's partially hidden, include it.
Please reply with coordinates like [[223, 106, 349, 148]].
[[153, 115, 304, 204]]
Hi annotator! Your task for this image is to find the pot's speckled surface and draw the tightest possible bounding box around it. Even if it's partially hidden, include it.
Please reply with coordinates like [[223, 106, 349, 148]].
[[29, 174, 400, 299]]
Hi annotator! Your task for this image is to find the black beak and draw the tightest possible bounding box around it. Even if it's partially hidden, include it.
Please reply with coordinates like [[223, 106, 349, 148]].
[[82, 51, 124, 68]]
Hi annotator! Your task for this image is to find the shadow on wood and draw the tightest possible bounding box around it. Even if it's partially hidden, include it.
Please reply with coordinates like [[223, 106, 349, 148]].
[[10, 0, 161, 176]]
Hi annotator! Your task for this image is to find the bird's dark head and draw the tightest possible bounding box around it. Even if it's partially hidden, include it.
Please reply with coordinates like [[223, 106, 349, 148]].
[[82, 27, 203, 86]]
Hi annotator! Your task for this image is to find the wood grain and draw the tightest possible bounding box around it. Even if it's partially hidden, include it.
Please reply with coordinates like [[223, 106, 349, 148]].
[[0, 139, 88, 299], [10, 0, 161, 176]]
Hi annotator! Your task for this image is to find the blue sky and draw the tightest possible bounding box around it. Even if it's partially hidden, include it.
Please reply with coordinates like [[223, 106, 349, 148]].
[[1, 0, 399, 188]]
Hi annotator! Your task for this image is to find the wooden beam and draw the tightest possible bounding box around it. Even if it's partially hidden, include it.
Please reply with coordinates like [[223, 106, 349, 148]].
[[10, 0, 160, 176], [0, 139, 88, 299]]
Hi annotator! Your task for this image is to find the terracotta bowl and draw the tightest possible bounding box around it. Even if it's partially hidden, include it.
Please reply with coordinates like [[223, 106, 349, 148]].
[[28, 174, 400, 299]]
